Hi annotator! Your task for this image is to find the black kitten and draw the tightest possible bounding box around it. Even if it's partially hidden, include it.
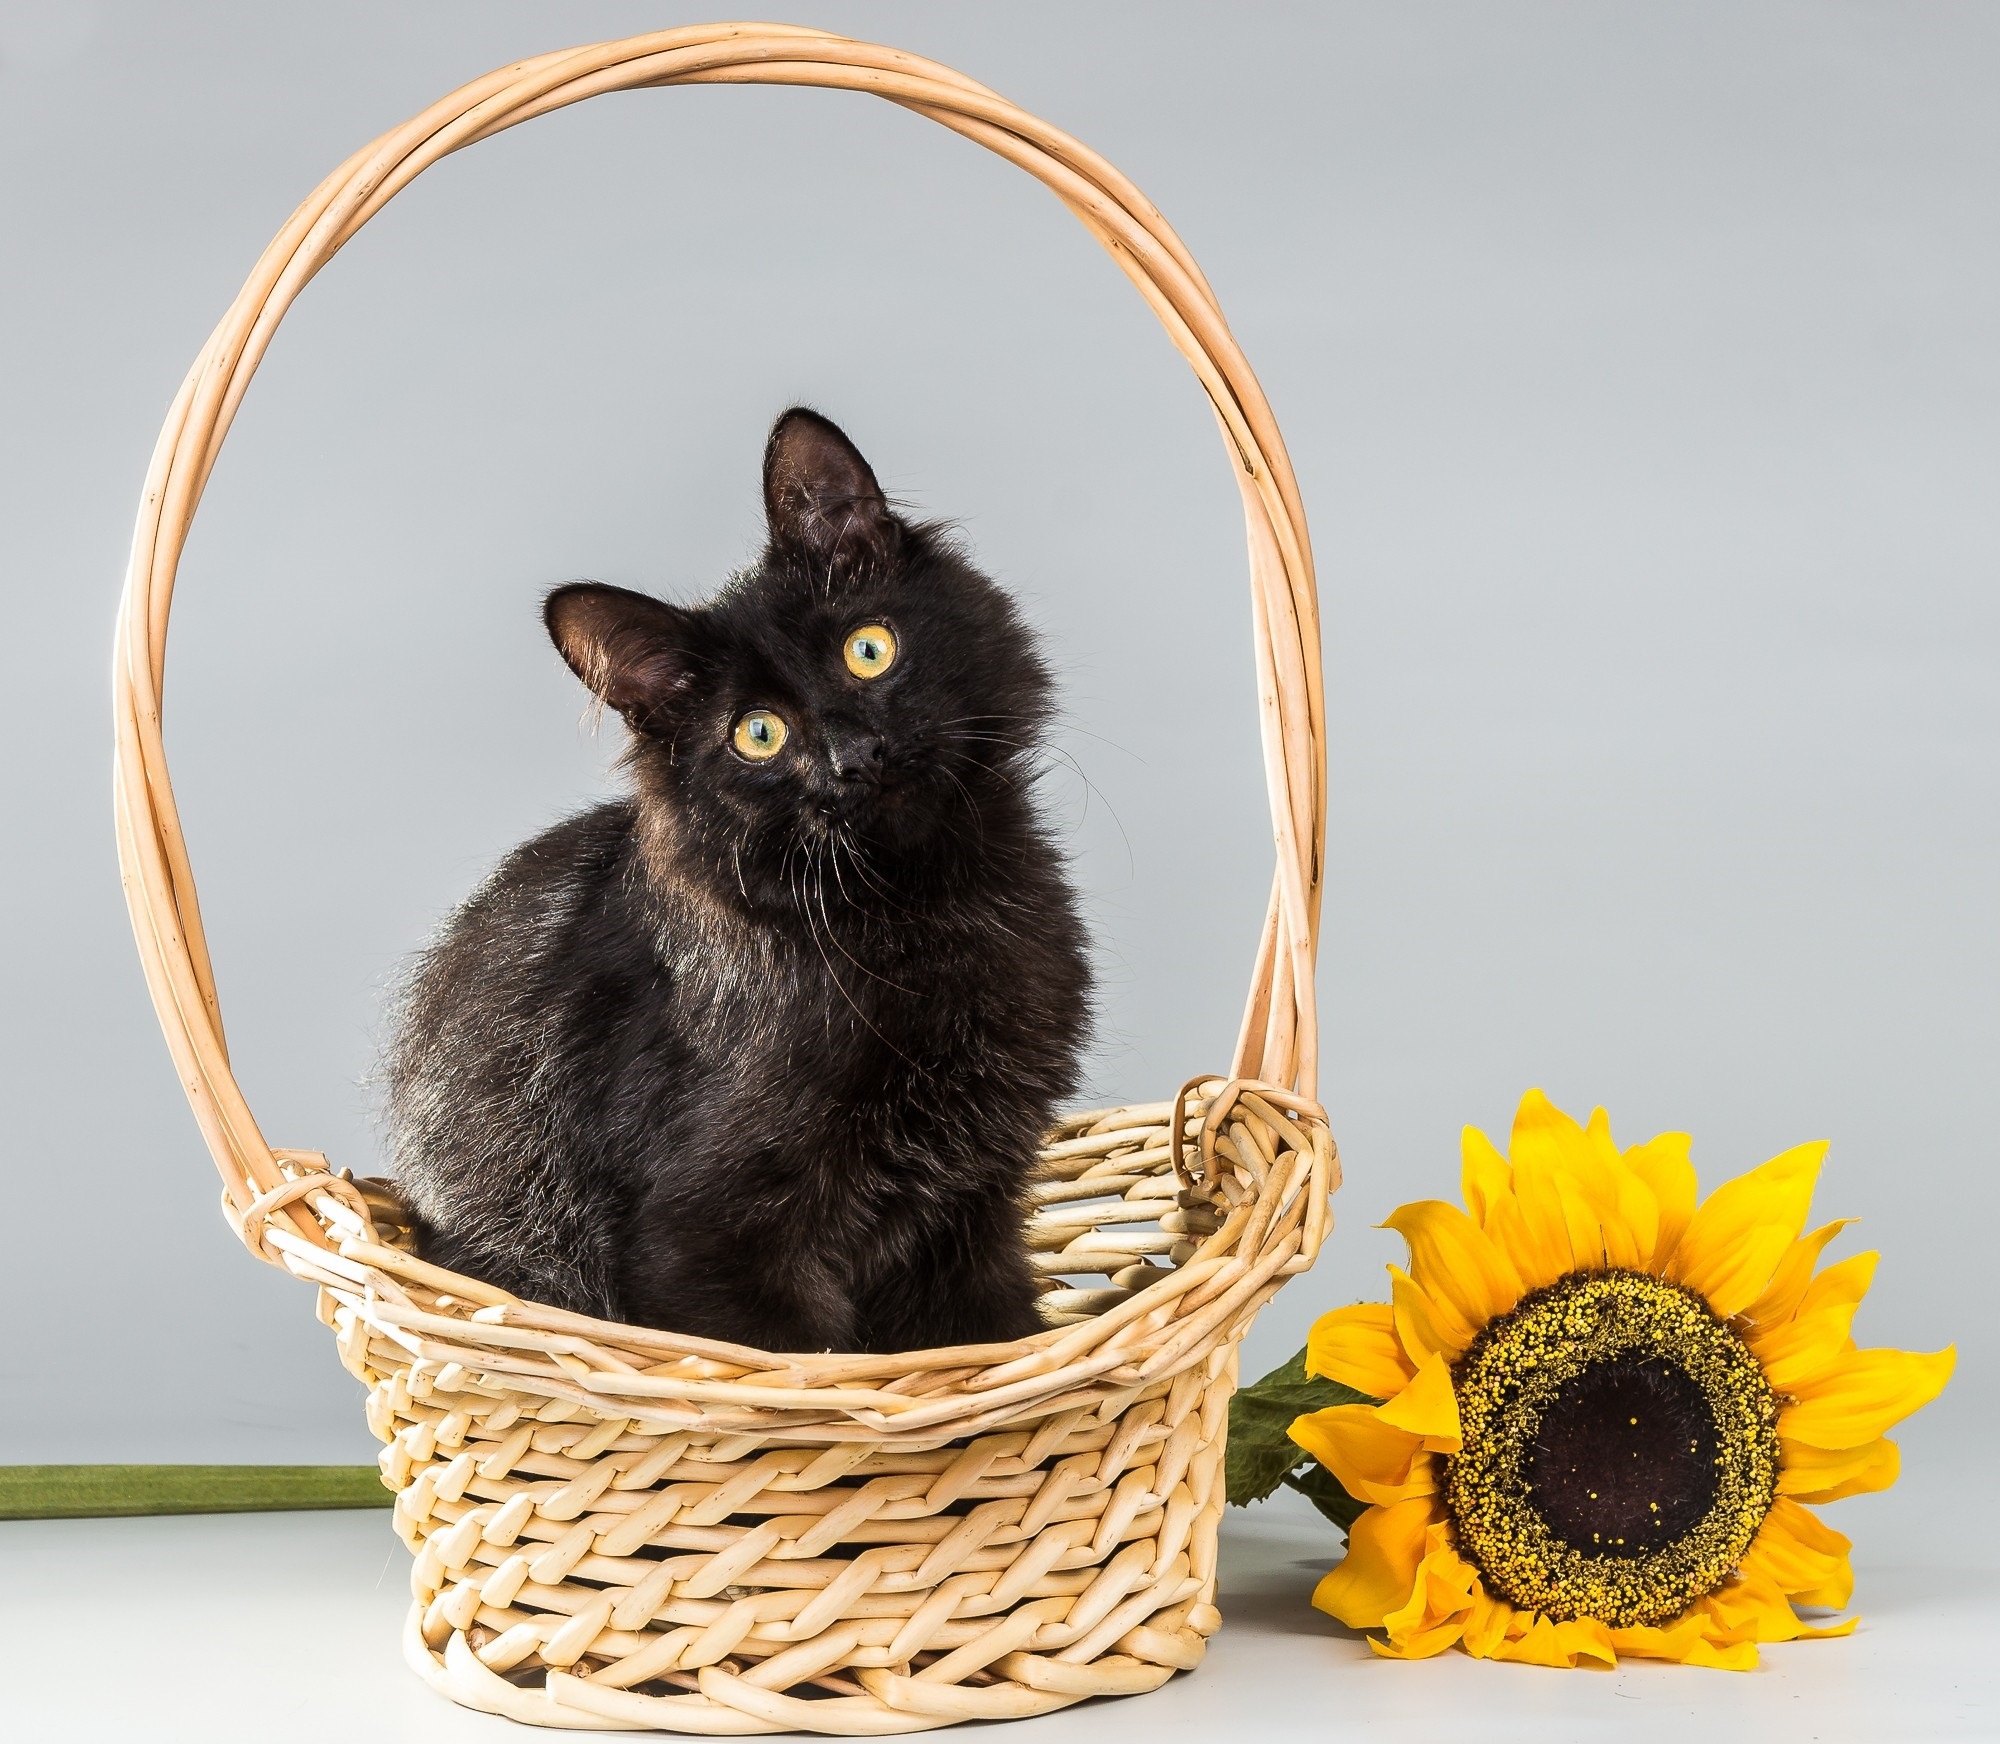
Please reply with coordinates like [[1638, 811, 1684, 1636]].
[[386, 410, 1091, 1353]]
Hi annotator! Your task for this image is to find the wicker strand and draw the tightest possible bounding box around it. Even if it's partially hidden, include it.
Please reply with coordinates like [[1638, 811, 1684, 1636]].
[[111, 25, 1332, 1732]]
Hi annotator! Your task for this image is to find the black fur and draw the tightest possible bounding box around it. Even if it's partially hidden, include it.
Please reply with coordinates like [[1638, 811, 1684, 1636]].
[[385, 410, 1091, 1352]]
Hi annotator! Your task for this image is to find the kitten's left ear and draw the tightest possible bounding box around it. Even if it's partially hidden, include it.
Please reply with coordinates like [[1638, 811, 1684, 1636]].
[[762, 407, 901, 576], [545, 583, 705, 737]]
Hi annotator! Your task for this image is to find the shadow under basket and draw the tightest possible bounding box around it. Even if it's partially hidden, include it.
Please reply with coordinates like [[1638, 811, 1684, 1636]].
[[112, 25, 1334, 1735]]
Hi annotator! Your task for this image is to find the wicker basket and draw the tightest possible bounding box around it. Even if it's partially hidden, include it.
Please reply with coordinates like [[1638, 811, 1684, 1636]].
[[112, 24, 1332, 1734]]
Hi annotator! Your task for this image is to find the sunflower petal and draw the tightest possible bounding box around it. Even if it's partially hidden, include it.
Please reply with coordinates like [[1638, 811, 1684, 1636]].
[[1506, 1092, 1595, 1280], [1583, 1105, 1621, 1165], [1516, 1096, 1637, 1270], [1670, 1141, 1826, 1317], [1610, 1615, 1759, 1670], [1697, 1563, 1814, 1642], [1744, 1497, 1854, 1610], [1679, 1639, 1763, 1670], [1779, 1436, 1900, 1504], [1312, 1498, 1434, 1629], [1517, 1097, 1654, 1276], [1742, 1219, 1858, 1331], [1379, 1543, 1480, 1658], [1458, 1591, 1515, 1658], [1623, 1130, 1696, 1271], [1382, 1201, 1523, 1331], [1781, 1345, 1956, 1448], [1755, 1253, 1880, 1388], [1388, 1264, 1464, 1363], [1490, 1614, 1617, 1668], [1288, 1404, 1433, 1505], [1508, 1151, 1583, 1283], [1367, 1629, 1461, 1661], [1374, 1351, 1462, 1453], [1460, 1125, 1513, 1227], [1508, 1087, 1594, 1176], [1555, 1618, 1619, 1669], [1484, 1171, 1571, 1292], [1306, 1302, 1416, 1397], [1796, 1249, 1881, 1320], [1602, 1149, 1657, 1271]]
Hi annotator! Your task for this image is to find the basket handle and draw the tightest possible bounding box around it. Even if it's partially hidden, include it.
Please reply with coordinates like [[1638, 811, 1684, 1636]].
[[112, 23, 1326, 1252]]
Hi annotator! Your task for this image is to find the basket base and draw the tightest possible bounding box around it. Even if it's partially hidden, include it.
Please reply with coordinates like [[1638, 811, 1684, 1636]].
[[403, 1603, 1187, 1733], [342, 1081, 1317, 1733]]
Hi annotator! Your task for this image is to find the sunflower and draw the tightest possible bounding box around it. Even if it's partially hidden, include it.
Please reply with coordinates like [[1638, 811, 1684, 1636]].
[[1289, 1090, 1953, 1669]]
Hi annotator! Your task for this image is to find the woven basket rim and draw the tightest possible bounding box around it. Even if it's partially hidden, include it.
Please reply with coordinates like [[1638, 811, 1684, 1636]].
[[281, 1075, 1333, 1416], [110, 23, 1330, 1370]]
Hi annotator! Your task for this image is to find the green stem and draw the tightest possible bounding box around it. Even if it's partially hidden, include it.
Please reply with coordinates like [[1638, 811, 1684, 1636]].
[[0, 1465, 393, 1520]]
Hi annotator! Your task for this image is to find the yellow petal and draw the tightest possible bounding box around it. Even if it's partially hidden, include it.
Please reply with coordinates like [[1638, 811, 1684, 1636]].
[[1383, 1201, 1523, 1333], [1458, 1590, 1516, 1659], [1528, 1101, 1642, 1269], [1460, 1125, 1512, 1227], [1700, 1557, 1863, 1644], [1306, 1302, 1416, 1398], [1368, 1628, 1456, 1659], [1583, 1104, 1620, 1163], [1610, 1615, 1759, 1670], [1754, 1252, 1879, 1389], [1697, 1564, 1812, 1642], [1506, 1091, 1598, 1279], [1742, 1218, 1858, 1331], [1375, 1350, 1463, 1453], [1554, 1617, 1619, 1668], [1312, 1498, 1435, 1629], [1624, 1130, 1695, 1270], [1781, 1345, 1956, 1448], [1744, 1497, 1854, 1610], [1601, 1145, 1658, 1271], [1389, 1264, 1463, 1363], [1379, 1543, 1480, 1658], [1366, 1629, 1462, 1661], [1482, 1175, 1570, 1293], [1504, 1112, 1648, 1272], [1507, 1148, 1588, 1286], [1489, 1613, 1617, 1668], [1779, 1435, 1900, 1504], [1509, 1087, 1596, 1176], [1289, 1405, 1434, 1506], [1670, 1141, 1826, 1317], [1677, 1639, 1762, 1670], [1796, 1249, 1881, 1320]]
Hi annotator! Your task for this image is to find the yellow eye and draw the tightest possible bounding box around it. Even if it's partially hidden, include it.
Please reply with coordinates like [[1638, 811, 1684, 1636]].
[[844, 623, 898, 679], [732, 710, 788, 760]]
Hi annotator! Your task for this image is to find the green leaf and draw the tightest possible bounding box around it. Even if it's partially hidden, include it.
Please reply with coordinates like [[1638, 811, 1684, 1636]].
[[1226, 1345, 1376, 1507]]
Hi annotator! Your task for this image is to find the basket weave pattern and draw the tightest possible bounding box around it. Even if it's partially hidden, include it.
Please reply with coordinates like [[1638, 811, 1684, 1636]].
[[112, 24, 1329, 1733]]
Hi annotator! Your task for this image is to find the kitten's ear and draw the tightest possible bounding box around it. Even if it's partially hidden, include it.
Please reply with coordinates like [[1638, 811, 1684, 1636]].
[[762, 407, 901, 575], [545, 583, 704, 735]]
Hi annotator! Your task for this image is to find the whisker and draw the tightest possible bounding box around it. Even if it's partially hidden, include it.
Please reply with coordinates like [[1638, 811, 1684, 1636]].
[[821, 847, 922, 992], [804, 850, 924, 1065]]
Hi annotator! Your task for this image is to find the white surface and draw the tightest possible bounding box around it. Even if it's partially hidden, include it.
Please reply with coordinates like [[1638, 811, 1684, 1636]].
[[4, 1491, 1993, 1743]]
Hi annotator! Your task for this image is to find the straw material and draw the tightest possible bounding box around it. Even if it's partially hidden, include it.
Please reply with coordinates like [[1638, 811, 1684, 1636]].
[[112, 24, 1331, 1732]]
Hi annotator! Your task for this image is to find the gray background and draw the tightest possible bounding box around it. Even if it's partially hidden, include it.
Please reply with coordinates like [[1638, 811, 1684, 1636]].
[[1, 0, 1991, 1584]]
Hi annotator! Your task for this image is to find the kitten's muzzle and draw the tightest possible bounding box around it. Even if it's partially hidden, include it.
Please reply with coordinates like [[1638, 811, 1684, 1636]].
[[827, 729, 888, 786]]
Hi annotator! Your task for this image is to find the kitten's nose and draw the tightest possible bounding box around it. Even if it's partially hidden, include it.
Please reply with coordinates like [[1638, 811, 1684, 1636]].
[[828, 730, 887, 784]]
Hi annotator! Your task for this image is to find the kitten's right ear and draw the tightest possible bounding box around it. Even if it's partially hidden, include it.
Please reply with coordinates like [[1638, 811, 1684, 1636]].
[[545, 583, 703, 735], [762, 407, 900, 576]]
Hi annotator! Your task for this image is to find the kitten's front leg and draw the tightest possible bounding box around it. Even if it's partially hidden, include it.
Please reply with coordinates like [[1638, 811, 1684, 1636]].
[[621, 1223, 859, 1352], [855, 1201, 1046, 1353]]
